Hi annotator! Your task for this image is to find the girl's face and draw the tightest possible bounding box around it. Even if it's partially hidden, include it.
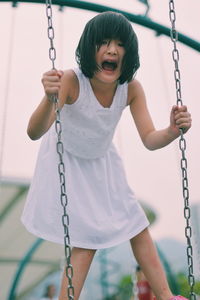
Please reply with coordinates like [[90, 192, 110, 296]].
[[94, 39, 125, 83]]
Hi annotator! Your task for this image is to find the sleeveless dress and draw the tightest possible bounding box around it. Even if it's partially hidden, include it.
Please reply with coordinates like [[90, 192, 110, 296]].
[[21, 68, 149, 249]]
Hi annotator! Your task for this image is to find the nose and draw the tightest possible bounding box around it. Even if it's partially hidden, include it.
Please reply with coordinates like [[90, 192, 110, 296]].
[[106, 41, 117, 55]]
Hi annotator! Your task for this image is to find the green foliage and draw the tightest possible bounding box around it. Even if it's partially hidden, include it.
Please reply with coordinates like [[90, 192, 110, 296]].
[[176, 272, 200, 297], [194, 281, 200, 295], [104, 272, 200, 300], [103, 274, 133, 300], [117, 274, 133, 299]]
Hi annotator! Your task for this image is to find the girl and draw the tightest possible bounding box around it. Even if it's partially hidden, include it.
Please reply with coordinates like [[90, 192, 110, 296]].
[[21, 11, 191, 300]]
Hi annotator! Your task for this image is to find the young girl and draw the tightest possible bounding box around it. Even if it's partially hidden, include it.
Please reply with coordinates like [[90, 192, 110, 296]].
[[21, 11, 191, 300]]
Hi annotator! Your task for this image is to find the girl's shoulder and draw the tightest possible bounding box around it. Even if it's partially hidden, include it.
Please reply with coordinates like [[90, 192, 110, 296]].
[[61, 69, 79, 105], [62, 68, 78, 81], [127, 78, 145, 106]]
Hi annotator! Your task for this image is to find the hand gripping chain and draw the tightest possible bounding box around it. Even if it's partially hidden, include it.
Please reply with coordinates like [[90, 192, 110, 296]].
[[45, 0, 74, 298], [169, 2, 196, 300]]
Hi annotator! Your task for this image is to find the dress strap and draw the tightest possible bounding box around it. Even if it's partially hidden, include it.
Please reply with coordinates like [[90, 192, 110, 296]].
[[69, 68, 92, 108], [116, 82, 128, 108]]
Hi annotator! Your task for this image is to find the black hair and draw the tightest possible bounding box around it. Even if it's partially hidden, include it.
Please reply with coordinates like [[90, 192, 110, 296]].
[[75, 11, 140, 84]]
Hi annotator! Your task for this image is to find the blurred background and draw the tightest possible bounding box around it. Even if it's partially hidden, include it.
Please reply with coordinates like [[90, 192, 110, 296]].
[[0, 0, 200, 299]]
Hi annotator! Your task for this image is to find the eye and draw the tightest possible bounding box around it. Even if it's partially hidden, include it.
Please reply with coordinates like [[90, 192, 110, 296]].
[[118, 41, 124, 47], [96, 40, 108, 51], [101, 39, 109, 45]]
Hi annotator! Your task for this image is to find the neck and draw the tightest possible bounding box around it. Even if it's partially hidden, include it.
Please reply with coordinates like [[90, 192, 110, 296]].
[[89, 77, 118, 94], [89, 77, 119, 108]]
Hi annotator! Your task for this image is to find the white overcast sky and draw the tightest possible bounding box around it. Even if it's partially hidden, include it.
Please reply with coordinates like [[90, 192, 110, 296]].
[[0, 0, 200, 242]]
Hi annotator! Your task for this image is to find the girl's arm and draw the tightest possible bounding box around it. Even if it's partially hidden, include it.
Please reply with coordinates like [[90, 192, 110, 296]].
[[27, 69, 78, 140], [128, 80, 192, 150]]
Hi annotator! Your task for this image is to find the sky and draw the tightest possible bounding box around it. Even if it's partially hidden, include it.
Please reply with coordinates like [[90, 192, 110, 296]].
[[0, 0, 200, 243]]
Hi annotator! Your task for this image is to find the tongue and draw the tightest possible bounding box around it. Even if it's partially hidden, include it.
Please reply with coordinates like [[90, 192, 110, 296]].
[[102, 62, 115, 71]]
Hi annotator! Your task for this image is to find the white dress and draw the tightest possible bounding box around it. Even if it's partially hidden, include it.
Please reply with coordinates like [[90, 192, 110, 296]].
[[21, 68, 149, 249]]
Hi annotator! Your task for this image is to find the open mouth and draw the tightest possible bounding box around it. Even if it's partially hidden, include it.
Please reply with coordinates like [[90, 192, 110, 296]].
[[101, 60, 118, 71]]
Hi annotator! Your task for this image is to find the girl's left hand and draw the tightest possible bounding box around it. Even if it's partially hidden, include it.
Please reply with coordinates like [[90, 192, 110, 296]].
[[169, 105, 192, 137]]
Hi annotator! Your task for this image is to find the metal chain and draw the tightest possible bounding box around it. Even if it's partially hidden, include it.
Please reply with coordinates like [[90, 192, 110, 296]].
[[168, 2, 196, 300], [45, 1, 74, 298]]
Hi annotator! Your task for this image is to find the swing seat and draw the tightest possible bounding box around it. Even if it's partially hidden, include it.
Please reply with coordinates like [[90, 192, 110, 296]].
[[153, 296, 188, 300], [169, 296, 188, 300]]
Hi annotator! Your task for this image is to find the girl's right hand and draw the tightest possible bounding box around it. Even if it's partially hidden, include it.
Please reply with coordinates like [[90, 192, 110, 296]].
[[41, 69, 64, 101]]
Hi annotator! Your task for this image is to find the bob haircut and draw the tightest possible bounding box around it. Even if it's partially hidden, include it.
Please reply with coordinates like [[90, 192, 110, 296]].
[[75, 11, 140, 84]]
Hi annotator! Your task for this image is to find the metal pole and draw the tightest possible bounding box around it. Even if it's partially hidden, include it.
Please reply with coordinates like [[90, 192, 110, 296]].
[[0, 0, 199, 52], [7, 238, 43, 300]]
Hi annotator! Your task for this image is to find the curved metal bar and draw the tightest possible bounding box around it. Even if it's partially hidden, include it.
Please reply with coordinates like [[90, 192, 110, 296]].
[[0, 0, 199, 51], [0, 187, 28, 224], [7, 238, 43, 300]]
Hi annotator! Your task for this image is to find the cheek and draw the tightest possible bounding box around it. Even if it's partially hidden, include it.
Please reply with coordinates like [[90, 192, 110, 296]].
[[121, 49, 125, 58], [121, 51, 126, 65], [95, 49, 103, 62], [95, 52, 100, 64]]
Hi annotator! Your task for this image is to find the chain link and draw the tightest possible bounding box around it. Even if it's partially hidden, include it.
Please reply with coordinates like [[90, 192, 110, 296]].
[[169, 2, 196, 300], [45, 1, 74, 298]]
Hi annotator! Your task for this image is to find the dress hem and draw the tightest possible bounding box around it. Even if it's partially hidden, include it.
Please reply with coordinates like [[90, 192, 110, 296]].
[[21, 217, 149, 250]]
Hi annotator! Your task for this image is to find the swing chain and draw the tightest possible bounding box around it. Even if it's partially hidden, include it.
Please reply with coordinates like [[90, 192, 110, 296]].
[[46, 0, 56, 69], [45, 1, 74, 299], [169, 2, 196, 300]]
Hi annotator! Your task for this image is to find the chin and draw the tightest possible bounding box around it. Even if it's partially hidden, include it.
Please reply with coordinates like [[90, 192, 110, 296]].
[[97, 70, 121, 83]]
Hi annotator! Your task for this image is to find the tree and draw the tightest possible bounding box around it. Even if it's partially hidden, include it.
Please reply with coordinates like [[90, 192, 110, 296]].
[[176, 272, 200, 297]]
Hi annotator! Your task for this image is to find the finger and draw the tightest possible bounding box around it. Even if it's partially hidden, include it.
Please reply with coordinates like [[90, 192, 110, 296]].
[[46, 87, 60, 94], [46, 70, 63, 78], [171, 105, 180, 117], [57, 70, 64, 78], [45, 85, 61, 93], [175, 114, 192, 128], [44, 69, 58, 75], [172, 105, 188, 117], [46, 81, 61, 87], [42, 69, 63, 80], [171, 105, 178, 112], [45, 82, 61, 90], [174, 112, 191, 122], [42, 75, 62, 86], [177, 105, 187, 112], [44, 76, 61, 83], [176, 118, 191, 126], [44, 81, 61, 94]]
